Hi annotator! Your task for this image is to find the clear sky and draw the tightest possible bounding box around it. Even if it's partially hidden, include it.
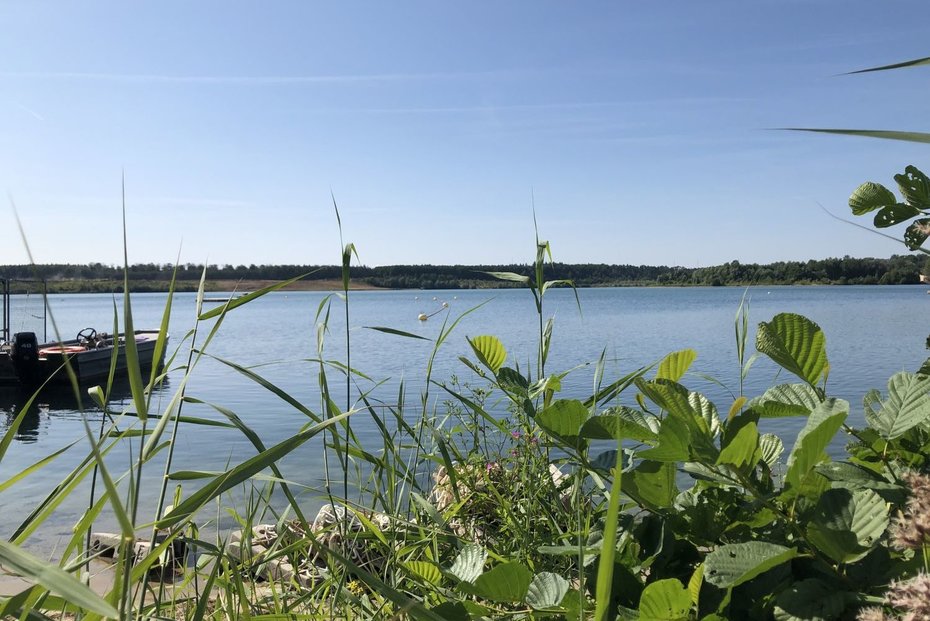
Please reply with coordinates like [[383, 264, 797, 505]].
[[2, 1, 929, 268]]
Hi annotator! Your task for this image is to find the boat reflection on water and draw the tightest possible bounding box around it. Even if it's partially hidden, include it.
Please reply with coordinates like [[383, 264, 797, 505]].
[[0, 377, 171, 444]]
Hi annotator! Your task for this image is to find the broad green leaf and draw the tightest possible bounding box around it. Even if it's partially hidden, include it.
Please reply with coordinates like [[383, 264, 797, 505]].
[[806, 488, 888, 564], [895, 165, 930, 209], [449, 544, 486, 584], [848, 181, 897, 215], [759, 434, 784, 468], [526, 572, 570, 610], [638, 414, 690, 462], [716, 420, 760, 470], [538, 399, 589, 438], [656, 349, 697, 382], [756, 313, 828, 387], [581, 410, 658, 443], [774, 579, 856, 621], [0, 539, 118, 618], [749, 383, 821, 417], [703, 542, 798, 589], [690, 392, 721, 438], [638, 578, 690, 621], [636, 378, 695, 421], [904, 218, 930, 250], [467, 335, 507, 374], [430, 602, 470, 621], [404, 561, 443, 585], [622, 460, 678, 510], [472, 562, 533, 603], [636, 379, 717, 460], [784, 398, 848, 493], [874, 203, 922, 228], [497, 367, 529, 397], [815, 462, 902, 492], [864, 372, 930, 440]]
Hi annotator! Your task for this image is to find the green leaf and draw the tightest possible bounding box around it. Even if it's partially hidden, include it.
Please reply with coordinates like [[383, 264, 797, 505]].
[[784, 398, 848, 493], [526, 572, 570, 610], [483, 271, 531, 284], [472, 562, 533, 603], [538, 399, 589, 438], [904, 218, 930, 250], [197, 271, 316, 320], [749, 383, 821, 417], [703, 542, 798, 589], [638, 414, 691, 462], [895, 165, 930, 209], [716, 420, 760, 470], [638, 578, 691, 621], [581, 410, 658, 443], [656, 349, 697, 382], [756, 313, 828, 387], [865, 372, 930, 439], [774, 579, 856, 621], [0, 539, 118, 618], [622, 460, 678, 510], [849, 181, 897, 215], [790, 128, 930, 145], [847, 55, 930, 74], [690, 392, 721, 438], [404, 561, 443, 585], [806, 488, 888, 564], [815, 462, 902, 492], [467, 335, 507, 374], [365, 326, 432, 341], [874, 203, 922, 228], [449, 544, 486, 584], [430, 602, 470, 621], [636, 379, 717, 460], [759, 434, 784, 468]]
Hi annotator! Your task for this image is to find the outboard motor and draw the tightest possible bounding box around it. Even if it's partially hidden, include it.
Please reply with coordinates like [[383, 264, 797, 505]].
[[11, 332, 40, 385]]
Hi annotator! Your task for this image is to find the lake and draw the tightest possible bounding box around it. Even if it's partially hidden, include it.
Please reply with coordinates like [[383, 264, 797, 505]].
[[1, 285, 927, 552]]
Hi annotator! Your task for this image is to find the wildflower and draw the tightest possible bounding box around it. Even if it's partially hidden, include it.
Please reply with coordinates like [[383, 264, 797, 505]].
[[856, 607, 886, 621], [346, 580, 365, 596], [885, 572, 930, 621], [528, 435, 539, 446], [890, 471, 930, 551], [511, 430, 522, 440], [510, 449, 520, 458]]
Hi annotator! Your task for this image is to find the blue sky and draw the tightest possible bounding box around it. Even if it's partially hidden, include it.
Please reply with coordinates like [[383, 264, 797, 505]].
[[2, 1, 929, 268]]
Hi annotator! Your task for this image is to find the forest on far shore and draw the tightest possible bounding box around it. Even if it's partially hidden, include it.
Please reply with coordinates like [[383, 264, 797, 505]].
[[0, 253, 928, 293]]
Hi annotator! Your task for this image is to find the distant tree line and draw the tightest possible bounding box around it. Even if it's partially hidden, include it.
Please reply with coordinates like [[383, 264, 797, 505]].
[[0, 254, 927, 292]]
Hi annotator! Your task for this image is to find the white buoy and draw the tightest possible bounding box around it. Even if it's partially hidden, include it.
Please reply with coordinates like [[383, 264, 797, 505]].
[[442, 302, 448, 308], [418, 313, 428, 321]]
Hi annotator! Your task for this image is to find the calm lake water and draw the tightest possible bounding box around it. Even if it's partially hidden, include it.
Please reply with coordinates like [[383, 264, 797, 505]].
[[2, 285, 928, 552]]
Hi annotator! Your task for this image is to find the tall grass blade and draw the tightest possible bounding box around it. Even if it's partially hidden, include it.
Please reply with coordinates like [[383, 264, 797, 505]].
[[0, 540, 118, 618], [783, 128, 930, 144], [594, 436, 624, 621], [120, 177, 148, 422], [157, 409, 355, 527], [846, 56, 930, 74], [196, 271, 318, 320]]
